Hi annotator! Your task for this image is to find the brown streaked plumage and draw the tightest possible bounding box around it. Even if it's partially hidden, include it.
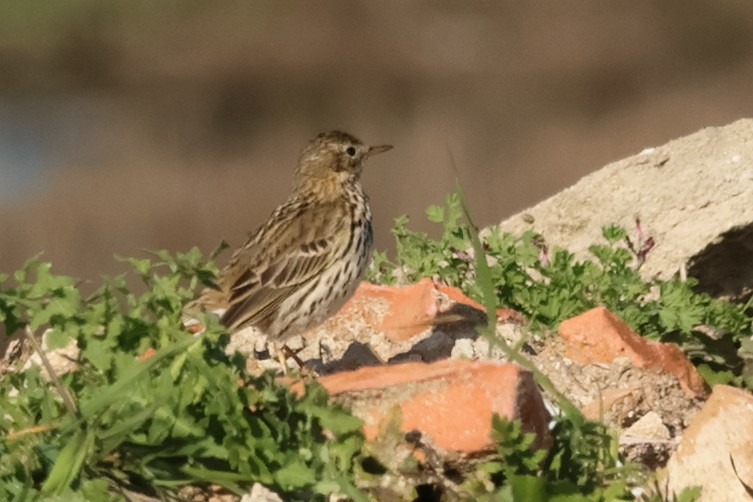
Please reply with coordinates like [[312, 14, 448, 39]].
[[190, 130, 392, 342]]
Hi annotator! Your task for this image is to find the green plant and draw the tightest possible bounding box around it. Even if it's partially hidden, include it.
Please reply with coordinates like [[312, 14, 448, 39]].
[[465, 414, 641, 501], [2, 188, 741, 500], [369, 192, 753, 388], [0, 250, 367, 501], [457, 186, 642, 501], [370, 187, 744, 499]]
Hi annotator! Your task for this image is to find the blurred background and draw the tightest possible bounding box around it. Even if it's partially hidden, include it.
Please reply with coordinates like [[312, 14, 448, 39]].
[[1, 1, 753, 285]]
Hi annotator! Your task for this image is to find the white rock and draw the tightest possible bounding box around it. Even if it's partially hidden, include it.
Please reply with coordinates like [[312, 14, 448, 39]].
[[621, 411, 670, 442], [241, 483, 283, 502]]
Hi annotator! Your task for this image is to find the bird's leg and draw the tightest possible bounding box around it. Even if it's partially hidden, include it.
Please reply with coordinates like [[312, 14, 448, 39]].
[[275, 344, 290, 375], [280, 344, 306, 369], [271, 342, 307, 375], [276, 343, 320, 378]]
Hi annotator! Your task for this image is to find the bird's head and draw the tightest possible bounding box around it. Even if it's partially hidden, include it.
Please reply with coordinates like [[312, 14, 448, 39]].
[[294, 131, 392, 190]]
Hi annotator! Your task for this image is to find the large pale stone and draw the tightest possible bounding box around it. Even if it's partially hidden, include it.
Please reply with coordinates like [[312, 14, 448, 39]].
[[498, 119, 753, 298], [661, 385, 753, 501]]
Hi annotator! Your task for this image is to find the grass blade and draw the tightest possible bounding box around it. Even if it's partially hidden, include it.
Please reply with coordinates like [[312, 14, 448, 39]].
[[41, 428, 95, 495]]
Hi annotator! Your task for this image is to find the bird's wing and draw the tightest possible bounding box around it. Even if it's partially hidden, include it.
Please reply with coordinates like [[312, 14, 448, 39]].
[[218, 198, 350, 330]]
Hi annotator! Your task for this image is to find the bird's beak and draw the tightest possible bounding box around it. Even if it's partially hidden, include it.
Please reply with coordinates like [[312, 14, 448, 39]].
[[367, 144, 393, 157]]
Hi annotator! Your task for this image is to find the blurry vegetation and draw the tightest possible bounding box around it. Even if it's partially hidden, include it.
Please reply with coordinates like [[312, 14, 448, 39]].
[[2, 1, 753, 284], [0, 251, 367, 500]]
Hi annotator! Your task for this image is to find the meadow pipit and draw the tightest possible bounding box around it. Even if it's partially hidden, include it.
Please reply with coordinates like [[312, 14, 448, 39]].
[[189, 131, 392, 361]]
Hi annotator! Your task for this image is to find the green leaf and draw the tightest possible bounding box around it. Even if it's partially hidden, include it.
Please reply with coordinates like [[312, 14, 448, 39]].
[[119, 256, 152, 277], [41, 429, 95, 495], [83, 336, 117, 373], [307, 404, 363, 436], [509, 474, 546, 501], [79, 478, 122, 502], [601, 224, 627, 243], [674, 486, 703, 502], [425, 204, 444, 223], [697, 364, 735, 386], [78, 336, 198, 422], [274, 460, 316, 489]]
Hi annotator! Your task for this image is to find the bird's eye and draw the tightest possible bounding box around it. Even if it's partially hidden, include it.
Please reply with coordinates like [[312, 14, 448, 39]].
[[346, 146, 357, 157]]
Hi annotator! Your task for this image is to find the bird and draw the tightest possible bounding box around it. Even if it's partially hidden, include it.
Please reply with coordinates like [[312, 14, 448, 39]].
[[187, 130, 392, 362]]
